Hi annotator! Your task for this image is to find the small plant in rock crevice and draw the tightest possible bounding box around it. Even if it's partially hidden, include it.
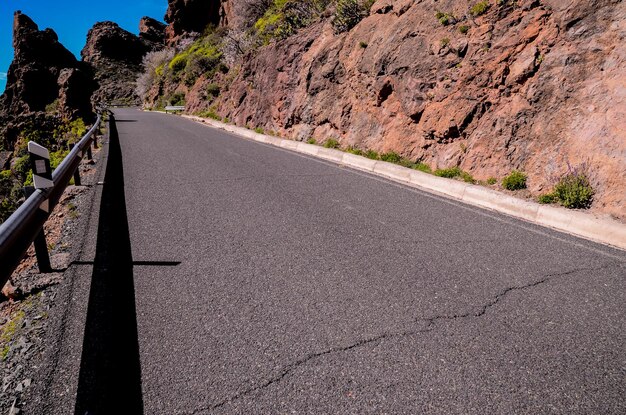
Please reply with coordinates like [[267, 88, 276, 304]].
[[380, 152, 401, 163], [333, 0, 375, 33], [345, 146, 363, 155], [324, 138, 340, 149], [470, 1, 490, 16], [435, 11, 456, 26], [435, 166, 462, 178], [537, 193, 557, 204]]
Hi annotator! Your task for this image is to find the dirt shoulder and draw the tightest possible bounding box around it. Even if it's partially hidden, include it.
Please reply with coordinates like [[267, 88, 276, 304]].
[[0, 131, 106, 414]]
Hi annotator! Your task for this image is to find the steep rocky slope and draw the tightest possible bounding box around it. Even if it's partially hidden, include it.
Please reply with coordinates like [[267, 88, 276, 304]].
[[82, 19, 165, 104], [174, 0, 624, 219]]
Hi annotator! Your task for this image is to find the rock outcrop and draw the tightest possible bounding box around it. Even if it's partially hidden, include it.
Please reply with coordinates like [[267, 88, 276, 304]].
[[190, 0, 625, 220], [81, 21, 161, 105], [140, 16, 167, 46], [0, 11, 95, 156], [0, 12, 94, 121], [164, 0, 233, 43]]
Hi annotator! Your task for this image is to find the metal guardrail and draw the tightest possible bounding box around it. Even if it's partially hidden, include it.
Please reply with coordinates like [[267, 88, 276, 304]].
[[164, 106, 185, 113], [0, 112, 104, 286]]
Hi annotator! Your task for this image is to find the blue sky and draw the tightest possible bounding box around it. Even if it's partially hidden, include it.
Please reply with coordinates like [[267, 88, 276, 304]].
[[0, 0, 168, 92]]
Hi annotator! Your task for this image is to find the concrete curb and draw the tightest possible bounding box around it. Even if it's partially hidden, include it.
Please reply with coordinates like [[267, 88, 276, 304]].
[[178, 113, 626, 251]]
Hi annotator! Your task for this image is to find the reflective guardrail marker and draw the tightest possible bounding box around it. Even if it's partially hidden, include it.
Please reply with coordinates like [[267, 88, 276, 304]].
[[28, 141, 53, 189], [28, 141, 54, 213]]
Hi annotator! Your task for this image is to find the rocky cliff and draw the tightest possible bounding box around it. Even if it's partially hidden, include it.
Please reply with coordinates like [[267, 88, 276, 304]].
[[82, 19, 165, 104], [0, 11, 96, 165], [0, 12, 95, 122], [176, 0, 624, 219]]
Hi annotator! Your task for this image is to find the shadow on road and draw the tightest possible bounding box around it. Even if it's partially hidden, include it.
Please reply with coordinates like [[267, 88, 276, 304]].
[[74, 116, 144, 415]]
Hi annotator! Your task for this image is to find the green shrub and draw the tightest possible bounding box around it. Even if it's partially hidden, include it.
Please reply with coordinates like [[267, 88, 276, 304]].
[[486, 177, 497, 185], [460, 171, 476, 184], [333, 0, 373, 33], [256, 0, 331, 43], [396, 159, 432, 173], [440, 38, 450, 47], [254, 127, 265, 134], [380, 152, 402, 164], [359, 41, 368, 48], [0, 170, 12, 192], [324, 138, 340, 149], [345, 146, 363, 155], [414, 162, 432, 173], [206, 83, 221, 98], [553, 172, 594, 209], [54, 118, 87, 144], [470, 1, 490, 16], [0, 198, 18, 223], [24, 171, 33, 186], [169, 54, 188, 72], [197, 109, 221, 120], [502, 170, 527, 190], [365, 150, 379, 160], [459, 25, 470, 34], [45, 99, 59, 114], [537, 193, 556, 204], [12, 155, 31, 183], [435, 166, 462, 178], [169, 92, 186, 106], [435, 11, 455, 26], [50, 149, 69, 170], [169, 35, 223, 87], [307, 138, 317, 145]]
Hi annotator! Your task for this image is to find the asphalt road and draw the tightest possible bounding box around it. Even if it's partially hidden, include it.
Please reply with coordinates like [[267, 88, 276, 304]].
[[38, 108, 626, 414]]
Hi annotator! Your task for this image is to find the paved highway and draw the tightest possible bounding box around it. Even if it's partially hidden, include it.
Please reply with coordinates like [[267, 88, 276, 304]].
[[36, 108, 626, 414]]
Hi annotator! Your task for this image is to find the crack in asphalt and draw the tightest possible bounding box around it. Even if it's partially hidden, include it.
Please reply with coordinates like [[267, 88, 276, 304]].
[[183, 263, 619, 414]]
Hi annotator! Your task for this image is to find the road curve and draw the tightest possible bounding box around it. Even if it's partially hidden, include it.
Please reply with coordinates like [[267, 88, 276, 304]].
[[43, 108, 626, 414]]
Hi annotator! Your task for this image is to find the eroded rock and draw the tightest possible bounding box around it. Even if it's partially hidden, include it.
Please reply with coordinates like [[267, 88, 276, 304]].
[[195, 0, 625, 219]]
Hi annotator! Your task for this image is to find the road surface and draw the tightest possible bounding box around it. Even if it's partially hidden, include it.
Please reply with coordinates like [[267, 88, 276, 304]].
[[36, 108, 626, 414]]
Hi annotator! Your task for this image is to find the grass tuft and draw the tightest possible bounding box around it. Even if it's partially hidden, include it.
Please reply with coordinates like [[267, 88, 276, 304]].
[[434, 166, 462, 178], [324, 138, 340, 149]]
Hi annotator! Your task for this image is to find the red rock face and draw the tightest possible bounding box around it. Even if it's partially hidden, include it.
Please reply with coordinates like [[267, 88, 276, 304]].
[[198, 0, 625, 219]]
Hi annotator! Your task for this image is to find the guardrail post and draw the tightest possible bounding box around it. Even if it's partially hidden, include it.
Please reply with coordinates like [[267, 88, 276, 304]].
[[23, 187, 52, 273], [87, 142, 93, 160], [69, 144, 82, 186]]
